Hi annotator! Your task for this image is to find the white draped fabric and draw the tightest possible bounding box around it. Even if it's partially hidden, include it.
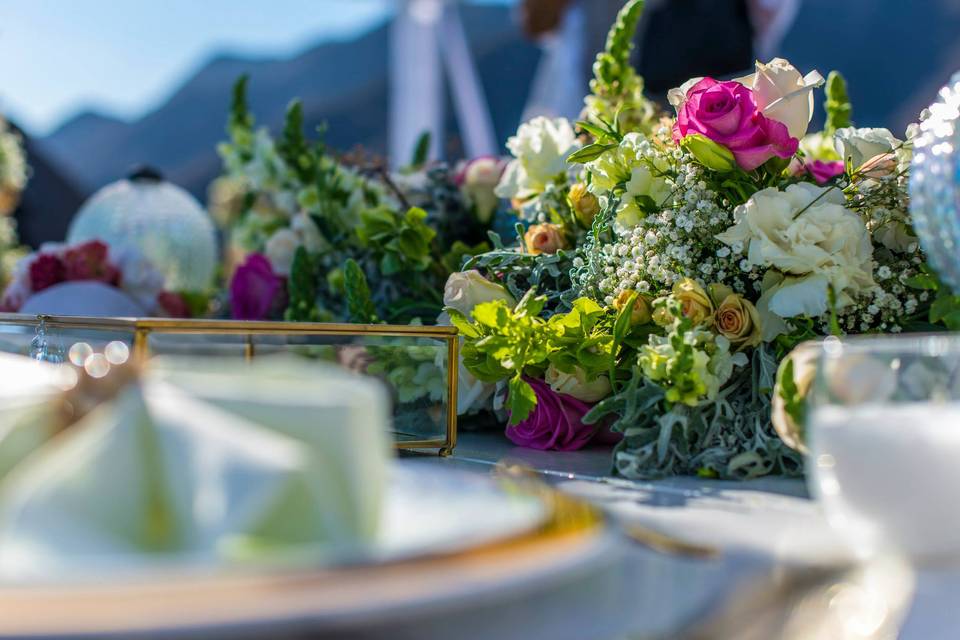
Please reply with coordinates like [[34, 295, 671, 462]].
[[390, 0, 498, 166]]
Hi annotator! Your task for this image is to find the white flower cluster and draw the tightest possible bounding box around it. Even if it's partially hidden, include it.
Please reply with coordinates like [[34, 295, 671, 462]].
[[578, 139, 758, 306]]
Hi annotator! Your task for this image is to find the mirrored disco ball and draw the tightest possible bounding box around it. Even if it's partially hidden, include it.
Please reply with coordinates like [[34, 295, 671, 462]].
[[910, 73, 960, 292], [67, 167, 218, 292]]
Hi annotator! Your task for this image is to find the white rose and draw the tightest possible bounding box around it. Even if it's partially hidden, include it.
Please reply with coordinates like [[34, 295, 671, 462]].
[[736, 58, 824, 140], [717, 183, 875, 318], [834, 127, 901, 172], [460, 157, 504, 223], [264, 228, 301, 276], [495, 116, 579, 200], [545, 364, 612, 403], [442, 270, 515, 318]]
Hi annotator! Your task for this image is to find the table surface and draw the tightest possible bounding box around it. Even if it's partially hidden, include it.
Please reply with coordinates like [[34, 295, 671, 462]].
[[415, 431, 960, 639]]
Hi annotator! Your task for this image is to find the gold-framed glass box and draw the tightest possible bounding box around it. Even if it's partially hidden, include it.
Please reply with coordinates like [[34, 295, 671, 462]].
[[0, 314, 458, 456]]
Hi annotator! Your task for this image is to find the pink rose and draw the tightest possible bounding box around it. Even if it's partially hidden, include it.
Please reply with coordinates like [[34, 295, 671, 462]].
[[506, 377, 600, 451], [673, 78, 798, 171], [230, 253, 284, 320], [805, 159, 845, 184], [63, 240, 120, 285], [29, 254, 66, 292]]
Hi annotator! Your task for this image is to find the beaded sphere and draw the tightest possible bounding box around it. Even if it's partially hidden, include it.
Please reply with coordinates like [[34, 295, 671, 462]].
[[67, 168, 217, 292], [910, 73, 960, 293]]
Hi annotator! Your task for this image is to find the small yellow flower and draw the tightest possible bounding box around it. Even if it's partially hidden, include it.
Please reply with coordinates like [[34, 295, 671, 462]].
[[568, 183, 600, 228], [614, 289, 652, 325], [672, 278, 713, 326]]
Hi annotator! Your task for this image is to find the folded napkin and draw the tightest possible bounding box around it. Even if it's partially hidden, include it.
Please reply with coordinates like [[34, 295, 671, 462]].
[[0, 355, 391, 578]]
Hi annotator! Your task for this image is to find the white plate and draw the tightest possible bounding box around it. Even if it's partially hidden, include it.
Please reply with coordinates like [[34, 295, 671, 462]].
[[0, 460, 548, 585]]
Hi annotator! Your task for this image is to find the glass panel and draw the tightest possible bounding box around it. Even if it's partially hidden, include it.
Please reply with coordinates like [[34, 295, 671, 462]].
[[0, 322, 135, 364], [146, 331, 450, 446]]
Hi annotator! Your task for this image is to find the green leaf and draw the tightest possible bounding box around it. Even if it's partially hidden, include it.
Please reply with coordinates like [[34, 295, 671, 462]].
[[343, 258, 379, 323], [575, 120, 619, 142], [445, 308, 481, 339], [905, 273, 939, 291], [228, 74, 253, 134], [507, 375, 537, 425], [380, 253, 402, 275], [472, 301, 509, 329], [567, 142, 618, 165], [410, 131, 431, 168]]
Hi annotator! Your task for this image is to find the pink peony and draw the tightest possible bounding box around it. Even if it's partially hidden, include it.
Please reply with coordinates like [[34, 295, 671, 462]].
[[230, 253, 284, 320], [28, 254, 66, 292], [506, 377, 602, 451], [63, 240, 120, 285], [805, 159, 845, 184], [673, 78, 798, 171]]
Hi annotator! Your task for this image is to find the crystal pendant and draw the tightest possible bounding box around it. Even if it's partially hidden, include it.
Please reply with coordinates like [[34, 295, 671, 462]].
[[28, 317, 65, 364]]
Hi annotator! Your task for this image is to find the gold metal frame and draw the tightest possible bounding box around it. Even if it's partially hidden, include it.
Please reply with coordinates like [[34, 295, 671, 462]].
[[0, 313, 458, 456]]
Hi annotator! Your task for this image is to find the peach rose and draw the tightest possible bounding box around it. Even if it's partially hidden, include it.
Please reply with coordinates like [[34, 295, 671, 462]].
[[524, 223, 566, 255]]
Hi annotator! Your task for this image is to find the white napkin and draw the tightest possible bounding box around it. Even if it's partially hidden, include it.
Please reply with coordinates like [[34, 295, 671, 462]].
[[0, 355, 392, 578]]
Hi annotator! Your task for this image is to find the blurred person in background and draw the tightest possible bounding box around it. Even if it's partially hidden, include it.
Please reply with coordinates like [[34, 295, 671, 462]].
[[519, 0, 799, 119]]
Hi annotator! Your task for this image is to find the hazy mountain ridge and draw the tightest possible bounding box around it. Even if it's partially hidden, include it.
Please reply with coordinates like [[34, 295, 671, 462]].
[[40, 4, 539, 200]]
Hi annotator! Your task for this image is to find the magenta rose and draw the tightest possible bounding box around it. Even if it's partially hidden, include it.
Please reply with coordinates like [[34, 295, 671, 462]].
[[505, 377, 601, 451], [673, 78, 799, 171], [230, 253, 284, 320], [805, 159, 845, 184]]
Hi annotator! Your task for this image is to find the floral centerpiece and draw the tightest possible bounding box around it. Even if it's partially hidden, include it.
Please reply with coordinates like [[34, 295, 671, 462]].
[[444, 0, 952, 479], [213, 79, 501, 325]]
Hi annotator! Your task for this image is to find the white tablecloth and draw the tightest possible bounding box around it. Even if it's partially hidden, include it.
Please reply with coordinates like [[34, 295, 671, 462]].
[[433, 432, 960, 639]]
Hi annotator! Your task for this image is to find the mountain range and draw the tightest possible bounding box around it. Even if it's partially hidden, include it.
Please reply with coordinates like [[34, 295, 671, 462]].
[[35, 0, 960, 207]]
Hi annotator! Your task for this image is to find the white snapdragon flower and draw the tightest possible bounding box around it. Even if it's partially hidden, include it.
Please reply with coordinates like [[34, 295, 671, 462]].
[[717, 183, 875, 320], [495, 117, 579, 200]]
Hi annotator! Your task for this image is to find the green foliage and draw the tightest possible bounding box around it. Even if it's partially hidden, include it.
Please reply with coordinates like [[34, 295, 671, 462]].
[[357, 206, 438, 275], [226, 75, 254, 157], [410, 131, 431, 169], [546, 297, 613, 378], [441, 240, 490, 274], [285, 247, 323, 322], [277, 100, 314, 183], [591, 0, 644, 92], [447, 291, 552, 424], [824, 70, 852, 134], [568, 142, 618, 165], [584, 0, 657, 134], [343, 259, 379, 324], [450, 291, 619, 424], [777, 358, 806, 437], [904, 263, 960, 330]]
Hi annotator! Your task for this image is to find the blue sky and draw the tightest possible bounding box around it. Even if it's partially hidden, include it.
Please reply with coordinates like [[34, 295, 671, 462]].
[[0, 0, 512, 136]]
